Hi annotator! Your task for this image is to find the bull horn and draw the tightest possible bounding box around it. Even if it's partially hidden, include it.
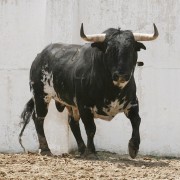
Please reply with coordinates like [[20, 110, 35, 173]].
[[80, 23, 106, 42], [133, 24, 159, 41]]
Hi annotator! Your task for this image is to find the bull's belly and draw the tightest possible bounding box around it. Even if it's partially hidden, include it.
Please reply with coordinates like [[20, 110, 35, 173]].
[[43, 85, 126, 122], [93, 110, 124, 121], [48, 95, 126, 122], [42, 74, 126, 121], [93, 113, 116, 121], [92, 99, 125, 121]]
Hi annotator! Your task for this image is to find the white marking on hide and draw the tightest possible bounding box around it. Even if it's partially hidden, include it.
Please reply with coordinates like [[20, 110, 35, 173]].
[[103, 99, 126, 116], [44, 95, 51, 103], [113, 80, 129, 88], [41, 68, 78, 110], [91, 106, 111, 121], [93, 106, 113, 121], [41, 68, 56, 97], [73, 97, 77, 106], [92, 99, 126, 121], [124, 102, 138, 116]]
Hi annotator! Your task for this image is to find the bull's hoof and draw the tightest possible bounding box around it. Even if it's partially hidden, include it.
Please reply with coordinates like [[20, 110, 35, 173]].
[[78, 143, 86, 155], [40, 150, 53, 156], [128, 140, 139, 159], [81, 149, 99, 160]]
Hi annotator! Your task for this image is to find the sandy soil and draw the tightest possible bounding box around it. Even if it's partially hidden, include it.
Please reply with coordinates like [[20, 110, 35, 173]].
[[0, 151, 180, 180]]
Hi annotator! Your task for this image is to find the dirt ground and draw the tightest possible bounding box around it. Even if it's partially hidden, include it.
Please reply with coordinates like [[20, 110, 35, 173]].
[[0, 151, 180, 180]]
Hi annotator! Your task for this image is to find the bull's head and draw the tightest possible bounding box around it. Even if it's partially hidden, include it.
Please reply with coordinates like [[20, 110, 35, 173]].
[[80, 23, 158, 88]]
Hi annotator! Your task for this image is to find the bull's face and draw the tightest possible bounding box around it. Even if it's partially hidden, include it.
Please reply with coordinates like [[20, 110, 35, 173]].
[[105, 32, 137, 87], [80, 23, 158, 88], [105, 31, 146, 88]]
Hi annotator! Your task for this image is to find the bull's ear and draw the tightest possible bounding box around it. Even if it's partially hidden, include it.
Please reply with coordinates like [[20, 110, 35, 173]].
[[135, 42, 146, 51], [91, 42, 107, 52]]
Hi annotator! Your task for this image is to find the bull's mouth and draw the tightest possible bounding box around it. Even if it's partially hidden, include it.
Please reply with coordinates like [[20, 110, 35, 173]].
[[119, 79, 126, 83], [113, 79, 129, 88]]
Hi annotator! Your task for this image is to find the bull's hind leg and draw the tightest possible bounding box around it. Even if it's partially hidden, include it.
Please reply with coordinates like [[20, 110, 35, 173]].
[[125, 100, 141, 159], [32, 94, 52, 156]]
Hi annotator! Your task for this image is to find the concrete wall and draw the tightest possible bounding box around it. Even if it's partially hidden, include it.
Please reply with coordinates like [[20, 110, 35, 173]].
[[0, 0, 180, 156]]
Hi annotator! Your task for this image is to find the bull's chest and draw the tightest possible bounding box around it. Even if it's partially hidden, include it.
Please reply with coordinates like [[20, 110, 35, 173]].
[[92, 98, 126, 121]]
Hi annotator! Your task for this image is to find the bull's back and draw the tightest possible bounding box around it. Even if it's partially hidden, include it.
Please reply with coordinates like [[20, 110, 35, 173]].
[[30, 43, 82, 82]]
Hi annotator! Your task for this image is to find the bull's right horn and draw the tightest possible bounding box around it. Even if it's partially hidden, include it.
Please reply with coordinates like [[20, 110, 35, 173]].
[[133, 24, 159, 41], [80, 23, 106, 42]]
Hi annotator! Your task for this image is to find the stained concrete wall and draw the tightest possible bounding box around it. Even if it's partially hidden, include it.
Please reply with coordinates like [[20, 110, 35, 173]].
[[0, 0, 180, 156]]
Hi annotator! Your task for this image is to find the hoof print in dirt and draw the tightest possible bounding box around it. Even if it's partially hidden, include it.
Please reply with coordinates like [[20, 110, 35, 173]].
[[83, 153, 99, 160], [128, 140, 139, 159]]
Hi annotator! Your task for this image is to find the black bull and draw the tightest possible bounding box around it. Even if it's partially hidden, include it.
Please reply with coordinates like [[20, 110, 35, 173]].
[[19, 24, 158, 159]]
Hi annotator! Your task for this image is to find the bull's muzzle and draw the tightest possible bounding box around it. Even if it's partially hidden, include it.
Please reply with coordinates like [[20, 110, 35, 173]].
[[112, 72, 130, 83]]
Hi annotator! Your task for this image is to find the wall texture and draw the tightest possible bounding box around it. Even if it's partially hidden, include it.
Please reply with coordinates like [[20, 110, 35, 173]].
[[0, 0, 180, 156]]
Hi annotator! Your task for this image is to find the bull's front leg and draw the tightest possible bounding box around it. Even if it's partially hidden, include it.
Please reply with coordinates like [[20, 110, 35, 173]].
[[79, 108, 97, 158], [125, 100, 141, 159]]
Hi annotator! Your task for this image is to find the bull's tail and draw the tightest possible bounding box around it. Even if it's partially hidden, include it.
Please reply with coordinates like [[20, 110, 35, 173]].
[[19, 98, 34, 152]]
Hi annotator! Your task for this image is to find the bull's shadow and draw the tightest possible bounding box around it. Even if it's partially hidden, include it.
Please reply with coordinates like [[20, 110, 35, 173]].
[[70, 151, 173, 168]]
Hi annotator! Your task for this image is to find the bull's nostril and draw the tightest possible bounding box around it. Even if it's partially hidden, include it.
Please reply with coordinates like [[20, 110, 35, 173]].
[[112, 73, 119, 81]]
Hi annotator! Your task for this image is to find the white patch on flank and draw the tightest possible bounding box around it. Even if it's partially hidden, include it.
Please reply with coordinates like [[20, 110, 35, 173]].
[[41, 68, 57, 103], [41, 67, 77, 109]]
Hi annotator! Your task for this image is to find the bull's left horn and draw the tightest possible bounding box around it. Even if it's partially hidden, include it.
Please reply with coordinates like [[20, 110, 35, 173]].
[[80, 23, 106, 42], [133, 24, 159, 41]]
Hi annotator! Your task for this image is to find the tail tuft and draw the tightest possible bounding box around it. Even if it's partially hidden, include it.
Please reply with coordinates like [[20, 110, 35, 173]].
[[19, 98, 34, 152]]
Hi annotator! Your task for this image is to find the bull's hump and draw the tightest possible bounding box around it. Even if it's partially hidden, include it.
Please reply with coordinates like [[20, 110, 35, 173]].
[[48, 43, 82, 60]]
